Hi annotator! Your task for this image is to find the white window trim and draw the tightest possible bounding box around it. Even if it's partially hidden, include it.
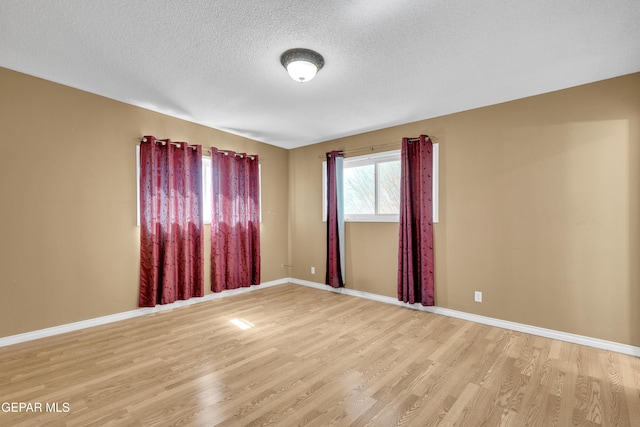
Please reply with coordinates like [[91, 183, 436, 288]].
[[322, 144, 439, 223], [432, 143, 439, 223]]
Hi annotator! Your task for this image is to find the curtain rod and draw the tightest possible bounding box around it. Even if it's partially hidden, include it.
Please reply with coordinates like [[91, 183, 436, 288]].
[[139, 138, 256, 159], [318, 135, 431, 159], [211, 148, 257, 160], [140, 137, 197, 150]]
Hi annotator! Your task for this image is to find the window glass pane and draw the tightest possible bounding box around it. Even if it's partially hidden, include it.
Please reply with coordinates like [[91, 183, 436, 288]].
[[202, 157, 212, 224], [378, 160, 400, 214], [344, 164, 375, 214]]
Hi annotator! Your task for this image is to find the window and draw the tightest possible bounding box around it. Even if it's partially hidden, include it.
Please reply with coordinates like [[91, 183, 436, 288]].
[[203, 156, 261, 224], [136, 147, 261, 225], [202, 156, 212, 223], [323, 145, 439, 222]]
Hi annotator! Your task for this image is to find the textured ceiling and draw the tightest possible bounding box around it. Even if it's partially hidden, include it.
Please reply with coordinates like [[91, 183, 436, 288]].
[[1, 1, 639, 149]]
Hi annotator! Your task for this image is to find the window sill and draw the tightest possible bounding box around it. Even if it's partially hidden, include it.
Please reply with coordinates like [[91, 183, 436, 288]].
[[345, 215, 398, 222], [323, 217, 439, 224]]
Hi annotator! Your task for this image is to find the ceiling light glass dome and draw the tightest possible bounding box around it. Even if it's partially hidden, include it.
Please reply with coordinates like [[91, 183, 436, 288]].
[[280, 48, 325, 83]]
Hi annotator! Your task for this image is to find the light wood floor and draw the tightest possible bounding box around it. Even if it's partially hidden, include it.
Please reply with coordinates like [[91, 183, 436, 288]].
[[2, 284, 640, 426]]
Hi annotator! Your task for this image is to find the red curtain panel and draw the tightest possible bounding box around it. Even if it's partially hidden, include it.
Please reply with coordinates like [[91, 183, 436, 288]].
[[326, 150, 344, 288], [139, 136, 204, 307], [210, 148, 261, 292], [398, 135, 434, 306]]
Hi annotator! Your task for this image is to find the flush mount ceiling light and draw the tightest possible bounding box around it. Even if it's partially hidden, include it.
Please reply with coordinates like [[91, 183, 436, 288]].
[[280, 48, 325, 83]]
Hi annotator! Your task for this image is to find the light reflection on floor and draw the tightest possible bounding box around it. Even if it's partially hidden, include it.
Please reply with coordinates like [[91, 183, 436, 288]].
[[230, 318, 255, 330]]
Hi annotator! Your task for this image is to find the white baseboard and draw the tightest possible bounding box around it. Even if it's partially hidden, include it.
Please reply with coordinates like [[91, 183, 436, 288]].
[[3, 277, 640, 358], [290, 278, 640, 358], [0, 278, 289, 348]]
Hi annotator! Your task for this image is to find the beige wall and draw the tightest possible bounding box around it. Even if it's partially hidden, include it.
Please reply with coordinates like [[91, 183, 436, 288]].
[[2, 66, 639, 348], [0, 67, 289, 337], [289, 73, 640, 346]]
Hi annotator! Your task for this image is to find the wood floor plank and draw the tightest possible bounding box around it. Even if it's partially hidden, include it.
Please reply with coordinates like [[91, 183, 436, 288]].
[[1, 283, 640, 426]]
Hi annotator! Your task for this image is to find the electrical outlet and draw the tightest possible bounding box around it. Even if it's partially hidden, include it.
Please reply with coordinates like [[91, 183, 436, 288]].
[[474, 291, 482, 303], [311, 266, 315, 274]]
